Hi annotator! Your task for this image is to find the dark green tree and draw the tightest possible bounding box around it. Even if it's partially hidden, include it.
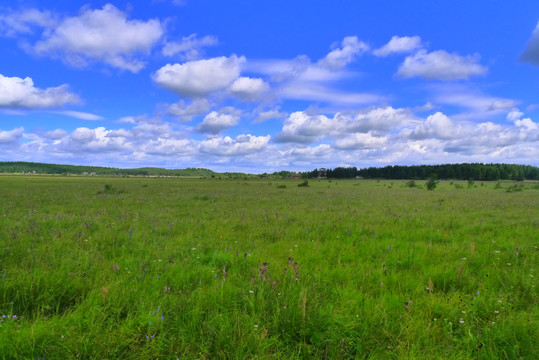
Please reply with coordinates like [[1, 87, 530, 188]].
[[426, 173, 438, 190]]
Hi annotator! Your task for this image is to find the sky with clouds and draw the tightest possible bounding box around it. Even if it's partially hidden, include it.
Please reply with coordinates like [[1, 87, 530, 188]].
[[1, 0, 539, 172]]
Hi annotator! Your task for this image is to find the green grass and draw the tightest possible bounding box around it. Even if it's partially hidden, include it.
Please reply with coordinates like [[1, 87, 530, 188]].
[[0, 176, 537, 359]]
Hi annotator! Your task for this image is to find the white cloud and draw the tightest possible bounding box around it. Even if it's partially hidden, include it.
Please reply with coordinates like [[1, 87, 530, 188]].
[[153, 55, 244, 97], [520, 21, 539, 65], [339, 106, 414, 134], [0, 8, 58, 36], [275, 106, 412, 144], [32, 4, 164, 72], [200, 134, 270, 156], [435, 91, 517, 115], [162, 34, 218, 60], [43, 129, 67, 139], [405, 112, 459, 139], [442, 122, 519, 155], [51, 110, 103, 120], [197, 110, 240, 134], [414, 102, 436, 112], [285, 144, 334, 163], [275, 111, 334, 143], [247, 55, 382, 105], [507, 108, 524, 122], [373, 35, 422, 57], [333, 133, 387, 150], [318, 36, 369, 70], [56, 126, 130, 153], [71, 127, 96, 142], [397, 49, 487, 80], [247, 56, 323, 83], [507, 108, 538, 130], [254, 109, 287, 123], [279, 83, 381, 105], [167, 98, 212, 121], [140, 138, 195, 156], [0, 127, 24, 143], [515, 117, 538, 131], [0, 74, 79, 109], [7, 108, 538, 171], [132, 120, 175, 138], [229, 77, 270, 101]]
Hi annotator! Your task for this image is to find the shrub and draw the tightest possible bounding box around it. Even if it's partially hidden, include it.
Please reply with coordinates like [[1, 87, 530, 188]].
[[297, 179, 309, 187], [506, 184, 524, 193], [97, 184, 125, 195], [426, 174, 437, 190]]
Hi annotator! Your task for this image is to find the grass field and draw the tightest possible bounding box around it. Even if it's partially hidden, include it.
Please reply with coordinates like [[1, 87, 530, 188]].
[[0, 176, 537, 359]]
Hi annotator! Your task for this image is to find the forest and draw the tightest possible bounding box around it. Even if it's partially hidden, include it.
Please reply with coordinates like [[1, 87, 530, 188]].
[[304, 163, 539, 181]]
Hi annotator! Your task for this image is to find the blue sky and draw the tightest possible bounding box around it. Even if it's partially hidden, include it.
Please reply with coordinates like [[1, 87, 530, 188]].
[[2, 1, 539, 172]]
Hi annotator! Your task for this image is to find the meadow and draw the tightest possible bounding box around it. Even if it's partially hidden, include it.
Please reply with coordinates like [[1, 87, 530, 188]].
[[0, 176, 537, 359]]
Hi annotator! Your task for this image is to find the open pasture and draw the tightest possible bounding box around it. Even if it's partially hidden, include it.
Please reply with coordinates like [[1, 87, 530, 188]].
[[0, 176, 537, 359]]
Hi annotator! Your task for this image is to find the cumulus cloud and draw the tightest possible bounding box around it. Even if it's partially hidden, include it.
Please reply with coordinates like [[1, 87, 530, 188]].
[[443, 122, 519, 155], [153, 55, 244, 97], [0, 127, 24, 143], [507, 108, 524, 121], [275, 111, 334, 143], [54, 126, 131, 154], [0, 74, 79, 109], [132, 120, 175, 138], [31, 4, 164, 72], [515, 117, 539, 131], [340, 106, 414, 134], [228, 77, 270, 101], [506, 108, 538, 131], [333, 133, 387, 150], [405, 112, 459, 139], [397, 50, 487, 80], [140, 138, 194, 156], [162, 34, 218, 60], [318, 36, 369, 70], [285, 144, 334, 163], [8, 108, 539, 171], [200, 134, 270, 156], [197, 110, 240, 134], [520, 21, 539, 65], [373, 35, 422, 57], [275, 107, 412, 144]]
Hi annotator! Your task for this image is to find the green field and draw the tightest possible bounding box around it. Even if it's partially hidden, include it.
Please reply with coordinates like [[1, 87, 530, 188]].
[[0, 176, 537, 359]]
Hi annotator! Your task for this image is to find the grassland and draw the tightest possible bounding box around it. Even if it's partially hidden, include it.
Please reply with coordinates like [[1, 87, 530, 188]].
[[0, 176, 537, 359]]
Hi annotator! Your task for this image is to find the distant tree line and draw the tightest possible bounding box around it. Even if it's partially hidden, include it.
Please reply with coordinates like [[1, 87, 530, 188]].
[[2, 161, 538, 181], [0, 162, 218, 177], [302, 163, 539, 181]]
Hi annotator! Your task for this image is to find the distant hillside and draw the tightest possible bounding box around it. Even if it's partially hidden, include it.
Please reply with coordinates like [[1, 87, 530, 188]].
[[0, 162, 220, 177]]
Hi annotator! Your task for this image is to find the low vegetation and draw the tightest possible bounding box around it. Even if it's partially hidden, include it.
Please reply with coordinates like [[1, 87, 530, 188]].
[[0, 176, 537, 358]]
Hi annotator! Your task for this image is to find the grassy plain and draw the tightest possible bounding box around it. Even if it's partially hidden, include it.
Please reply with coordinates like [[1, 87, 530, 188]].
[[0, 176, 537, 359]]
